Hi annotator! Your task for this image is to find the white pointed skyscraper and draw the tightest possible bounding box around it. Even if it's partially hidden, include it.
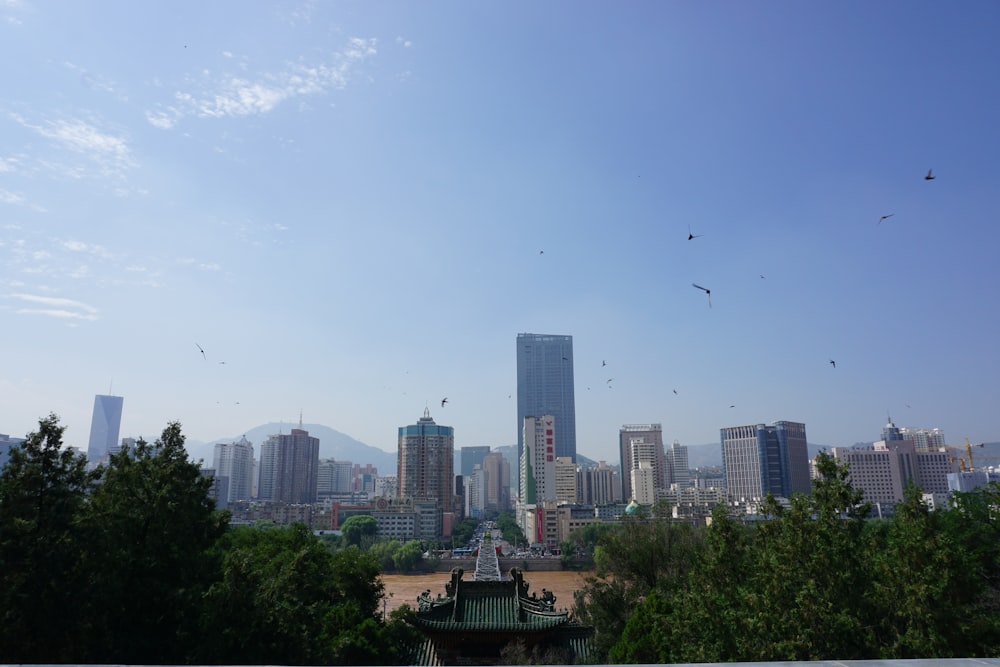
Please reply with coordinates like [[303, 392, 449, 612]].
[[86, 394, 124, 469]]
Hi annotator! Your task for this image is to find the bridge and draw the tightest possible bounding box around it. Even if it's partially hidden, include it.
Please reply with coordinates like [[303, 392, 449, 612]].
[[472, 531, 502, 581]]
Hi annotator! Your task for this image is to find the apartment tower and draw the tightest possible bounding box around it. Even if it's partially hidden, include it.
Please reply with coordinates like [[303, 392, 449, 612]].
[[619, 424, 666, 501], [397, 408, 455, 511], [258, 428, 320, 504], [213, 436, 255, 503]]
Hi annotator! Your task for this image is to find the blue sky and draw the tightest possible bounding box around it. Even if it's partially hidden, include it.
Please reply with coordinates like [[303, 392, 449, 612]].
[[3, 1, 999, 463]]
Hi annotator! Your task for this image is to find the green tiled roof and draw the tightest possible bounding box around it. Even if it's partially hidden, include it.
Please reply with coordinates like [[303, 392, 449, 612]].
[[412, 567, 576, 632]]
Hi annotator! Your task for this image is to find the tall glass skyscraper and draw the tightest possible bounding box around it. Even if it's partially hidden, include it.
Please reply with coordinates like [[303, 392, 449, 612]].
[[516, 333, 576, 464], [86, 394, 124, 468]]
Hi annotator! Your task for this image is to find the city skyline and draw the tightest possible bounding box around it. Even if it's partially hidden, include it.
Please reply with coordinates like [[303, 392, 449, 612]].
[[3, 3, 999, 463]]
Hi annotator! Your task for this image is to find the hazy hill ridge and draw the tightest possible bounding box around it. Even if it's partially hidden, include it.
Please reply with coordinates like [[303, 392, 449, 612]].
[[187, 423, 398, 476]]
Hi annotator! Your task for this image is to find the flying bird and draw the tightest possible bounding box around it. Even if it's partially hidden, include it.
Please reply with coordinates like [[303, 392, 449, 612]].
[[195, 343, 206, 360], [760, 274, 766, 279], [829, 359, 836, 368], [925, 169, 935, 181], [673, 389, 678, 395], [729, 405, 736, 408], [539, 250, 544, 255], [687, 225, 703, 241], [879, 214, 894, 224], [602, 360, 607, 367], [441, 397, 449, 407], [692, 283, 712, 308], [606, 378, 614, 384]]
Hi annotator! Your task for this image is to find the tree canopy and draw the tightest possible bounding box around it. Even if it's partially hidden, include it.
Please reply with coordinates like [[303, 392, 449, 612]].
[[0, 414, 416, 665]]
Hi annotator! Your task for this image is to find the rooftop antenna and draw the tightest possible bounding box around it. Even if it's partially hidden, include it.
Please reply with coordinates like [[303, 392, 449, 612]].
[[109, 379, 113, 395], [299, 409, 303, 429]]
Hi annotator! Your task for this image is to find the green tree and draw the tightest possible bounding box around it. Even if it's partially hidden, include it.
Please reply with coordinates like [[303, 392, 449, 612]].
[[496, 511, 525, 546], [199, 524, 398, 664], [0, 414, 96, 663], [369, 537, 402, 569], [450, 516, 478, 546], [80, 422, 229, 663], [341, 514, 378, 547], [392, 539, 424, 573], [575, 516, 702, 661], [868, 484, 1000, 658]]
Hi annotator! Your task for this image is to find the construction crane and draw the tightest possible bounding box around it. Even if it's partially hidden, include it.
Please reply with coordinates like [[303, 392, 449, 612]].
[[944, 438, 990, 472]]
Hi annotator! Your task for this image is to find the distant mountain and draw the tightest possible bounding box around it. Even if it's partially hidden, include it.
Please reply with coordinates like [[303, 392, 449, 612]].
[[187, 423, 397, 476]]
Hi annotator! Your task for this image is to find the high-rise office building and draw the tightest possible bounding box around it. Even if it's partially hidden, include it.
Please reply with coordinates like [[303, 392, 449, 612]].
[[555, 456, 578, 504], [619, 424, 665, 501], [86, 394, 124, 468], [398, 409, 455, 511], [482, 451, 510, 512], [578, 461, 622, 505], [721, 421, 810, 502], [461, 446, 491, 478], [213, 436, 255, 503], [516, 333, 577, 463], [832, 419, 957, 507], [317, 458, 354, 497], [258, 428, 320, 504], [521, 415, 556, 504], [666, 440, 691, 489]]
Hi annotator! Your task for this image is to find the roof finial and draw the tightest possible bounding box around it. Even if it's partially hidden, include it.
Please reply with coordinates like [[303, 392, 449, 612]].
[[299, 409, 303, 429]]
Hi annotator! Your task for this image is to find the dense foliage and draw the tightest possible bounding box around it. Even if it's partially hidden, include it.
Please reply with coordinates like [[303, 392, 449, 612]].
[[0, 415, 416, 665], [574, 453, 1000, 663]]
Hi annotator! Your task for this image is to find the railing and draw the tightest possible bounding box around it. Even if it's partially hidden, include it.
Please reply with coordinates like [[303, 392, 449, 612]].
[[473, 537, 501, 581]]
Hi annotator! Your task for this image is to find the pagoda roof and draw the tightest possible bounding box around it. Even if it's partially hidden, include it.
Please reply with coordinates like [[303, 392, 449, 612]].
[[411, 567, 575, 632]]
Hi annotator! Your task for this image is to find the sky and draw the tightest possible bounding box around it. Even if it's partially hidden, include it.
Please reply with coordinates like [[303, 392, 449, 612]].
[[3, 1, 999, 464]]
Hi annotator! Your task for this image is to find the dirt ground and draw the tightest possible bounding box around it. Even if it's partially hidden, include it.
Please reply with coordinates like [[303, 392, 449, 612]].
[[380, 569, 593, 615]]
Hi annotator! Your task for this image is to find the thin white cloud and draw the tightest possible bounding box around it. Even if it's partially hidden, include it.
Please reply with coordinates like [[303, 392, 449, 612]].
[[11, 113, 135, 177], [0, 189, 25, 205], [199, 262, 221, 271], [7, 293, 100, 321], [16, 308, 98, 321], [62, 61, 123, 99], [146, 37, 377, 128], [396, 37, 413, 48], [62, 239, 113, 258]]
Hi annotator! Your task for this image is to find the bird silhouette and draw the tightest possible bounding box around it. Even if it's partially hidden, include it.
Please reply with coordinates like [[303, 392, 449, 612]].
[[729, 405, 736, 408], [195, 343, 206, 360], [687, 225, 703, 241], [925, 169, 935, 181], [829, 359, 836, 368], [562, 356, 569, 361], [692, 283, 712, 308], [760, 274, 766, 279], [441, 397, 448, 407], [607, 378, 614, 384], [673, 389, 678, 395], [539, 250, 544, 255], [602, 360, 606, 367], [879, 214, 894, 224]]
